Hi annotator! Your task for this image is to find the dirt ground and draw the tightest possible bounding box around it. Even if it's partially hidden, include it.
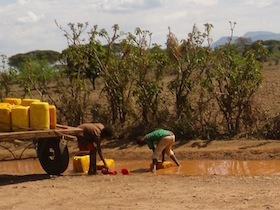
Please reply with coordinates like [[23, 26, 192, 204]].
[[1, 64, 280, 209], [1, 139, 280, 210]]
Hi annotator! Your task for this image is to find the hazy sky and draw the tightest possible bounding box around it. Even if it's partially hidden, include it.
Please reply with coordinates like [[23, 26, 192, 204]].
[[0, 0, 279, 57]]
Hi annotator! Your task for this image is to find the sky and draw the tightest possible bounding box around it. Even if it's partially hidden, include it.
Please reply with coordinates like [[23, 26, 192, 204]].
[[0, 0, 279, 57]]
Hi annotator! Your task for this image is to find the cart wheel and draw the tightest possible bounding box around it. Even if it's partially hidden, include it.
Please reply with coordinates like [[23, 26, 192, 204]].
[[37, 138, 69, 175]]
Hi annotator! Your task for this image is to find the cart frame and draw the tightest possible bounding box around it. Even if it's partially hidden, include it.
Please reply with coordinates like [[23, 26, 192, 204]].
[[0, 125, 83, 175]]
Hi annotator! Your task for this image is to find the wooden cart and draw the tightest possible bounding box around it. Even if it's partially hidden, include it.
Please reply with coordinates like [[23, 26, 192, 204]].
[[0, 125, 82, 175]]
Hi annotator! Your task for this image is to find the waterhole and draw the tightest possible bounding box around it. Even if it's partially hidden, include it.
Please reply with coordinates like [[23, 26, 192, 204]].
[[1, 159, 280, 176]]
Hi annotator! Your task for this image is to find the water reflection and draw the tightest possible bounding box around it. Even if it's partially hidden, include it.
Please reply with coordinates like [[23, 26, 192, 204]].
[[153, 160, 280, 175], [0, 159, 45, 175], [1, 159, 280, 176]]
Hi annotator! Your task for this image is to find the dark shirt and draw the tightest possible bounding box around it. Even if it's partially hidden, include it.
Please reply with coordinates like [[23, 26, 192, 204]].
[[77, 123, 104, 150]]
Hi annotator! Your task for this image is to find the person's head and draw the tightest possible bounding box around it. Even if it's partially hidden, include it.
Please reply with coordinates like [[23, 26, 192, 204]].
[[100, 126, 114, 139], [136, 136, 146, 146]]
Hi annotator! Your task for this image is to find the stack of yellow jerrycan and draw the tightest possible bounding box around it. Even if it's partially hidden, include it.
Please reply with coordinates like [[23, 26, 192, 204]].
[[30, 101, 50, 130], [0, 102, 12, 132], [150, 161, 173, 170], [96, 159, 115, 170], [11, 105, 30, 131], [73, 154, 90, 173], [3, 97, 22, 105], [21, 98, 40, 106], [49, 105, 57, 129], [0, 97, 57, 132], [73, 153, 115, 173]]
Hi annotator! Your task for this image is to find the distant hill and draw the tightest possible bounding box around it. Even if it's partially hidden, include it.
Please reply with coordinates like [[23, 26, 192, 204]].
[[212, 31, 280, 48]]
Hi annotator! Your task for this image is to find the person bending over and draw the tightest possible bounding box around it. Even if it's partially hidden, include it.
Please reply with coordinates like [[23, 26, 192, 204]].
[[77, 123, 113, 175], [136, 129, 180, 172]]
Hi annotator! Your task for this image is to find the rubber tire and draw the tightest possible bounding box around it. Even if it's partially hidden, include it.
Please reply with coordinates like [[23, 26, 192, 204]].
[[37, 138, 69, 175]]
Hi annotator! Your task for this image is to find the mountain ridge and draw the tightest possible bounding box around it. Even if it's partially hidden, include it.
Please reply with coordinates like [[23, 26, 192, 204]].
[[212, 31, 280, 48]]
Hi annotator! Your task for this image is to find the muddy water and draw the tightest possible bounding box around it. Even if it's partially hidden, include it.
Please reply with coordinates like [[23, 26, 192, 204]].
[[0, 159, 45, 175], [1, 159, 280, 176], [117, 160, 280, 176]]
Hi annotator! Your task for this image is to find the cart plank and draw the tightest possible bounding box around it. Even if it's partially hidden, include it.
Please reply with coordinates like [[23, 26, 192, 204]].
[[0, 124, 82, 142]]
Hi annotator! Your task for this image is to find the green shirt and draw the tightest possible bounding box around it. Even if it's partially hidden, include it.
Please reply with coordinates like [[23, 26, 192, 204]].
[[145, 129, 173, 149]]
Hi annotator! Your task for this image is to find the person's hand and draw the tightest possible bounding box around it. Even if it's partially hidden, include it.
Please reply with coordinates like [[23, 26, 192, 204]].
[[103, 164, 109, 170], [101, 165, 109, 174]]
